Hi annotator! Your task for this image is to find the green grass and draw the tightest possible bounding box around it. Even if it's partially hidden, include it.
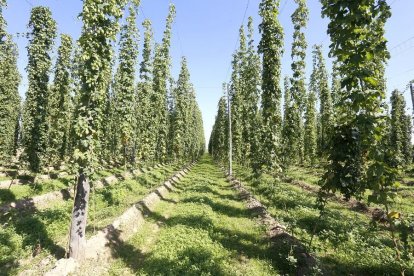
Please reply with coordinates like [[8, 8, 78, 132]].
[[234, 164, 413, 275], [0, 165, 164, 206], [286, 164, 414, 217], [0, 176, 11, 181], [0, 177, 73, 205], [86, 165, 178, 236], [0, 165, 177, 275], [3, 158, 412, 275], [286, 166, 322, 187], [107, 156, 280, 275], [0, 200, 71, 275], [95, 167, 126, 178]]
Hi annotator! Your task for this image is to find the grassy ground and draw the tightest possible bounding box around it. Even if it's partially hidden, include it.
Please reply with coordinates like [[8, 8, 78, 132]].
[[97, 155, 280, 275], [286, 166, 322, 187], [286, 165, 414, 216], [2, 157, 412, 275], [234, 164, 414, 275], [0, 166, 126, 206], [0, 165, 177, 275], [0, 176, 11, 181], [0, 165, 159, 206], [0, 177, 73, 205]]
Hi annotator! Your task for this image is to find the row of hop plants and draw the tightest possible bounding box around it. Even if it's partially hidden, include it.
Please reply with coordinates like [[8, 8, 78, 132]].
[[0, 0, 205, 259], [209, 0, 413, 274]]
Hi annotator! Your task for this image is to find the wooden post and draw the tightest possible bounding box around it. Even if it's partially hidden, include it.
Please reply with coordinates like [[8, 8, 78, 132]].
[[410, 83, 414, 121], [69, 172, 90, 259], [227, 84, 232, 177], [410, 82, 414, 163]]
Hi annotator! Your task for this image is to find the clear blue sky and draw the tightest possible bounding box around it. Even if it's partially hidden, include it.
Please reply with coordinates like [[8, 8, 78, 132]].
[[4, 0, 414, 145]]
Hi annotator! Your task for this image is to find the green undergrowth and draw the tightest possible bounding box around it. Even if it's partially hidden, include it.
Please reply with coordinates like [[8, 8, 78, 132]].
[[233, 164, 414, 275], [95, 167, 126, 178], [286, 166, 322, 187], [0, 176, 11, 181], [86, 165, 179, 236], [0, 165, 178, 275], [107, 155, 280, 275], [0, 167, 122, 206], [0, 177, 73, 205], [0, 168, 29, 180], [286, 165, 414, 218], [0, 165, 161, 206]]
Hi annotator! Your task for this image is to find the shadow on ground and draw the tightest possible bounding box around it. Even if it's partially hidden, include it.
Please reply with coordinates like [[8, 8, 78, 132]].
[[0, 201, 67, 274]]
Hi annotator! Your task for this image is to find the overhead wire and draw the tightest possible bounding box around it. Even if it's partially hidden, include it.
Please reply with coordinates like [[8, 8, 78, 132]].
[[24, 0, 33, 7], [224, 0, 293, 85], [390, 0, 400, 6], [280, 0, 288, 14], [390, 35, 414, 51], [388, 34, 414, 89], [386, 0, 414, 92], [175, 23, 184, 57], [141, 0, 184, 57], [389, 35, 414, 59], [224, 0, 250, 84], [169, 0, 184, 57], [139, 5, 147, 19]]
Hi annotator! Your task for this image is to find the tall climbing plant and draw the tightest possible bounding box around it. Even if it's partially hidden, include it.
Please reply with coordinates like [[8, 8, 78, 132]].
[[171, 57, 192, 162], [229, 26, 246, 164], [153, 4, 175, 163], [136, 19, 155, 164], [319, 2, 410, 268], [113, 4, 140, 166], [209, 92, 229, 163], [0, 0, 21, 165], [257, 0, 284, 174], [390, 89, 412, 168], [311, 45, 333, 156], [23, 6, 57, 172], [282, 75, 296, 166], [47, 34, 73, 166], [304, 88, 317, 164], [289, 0, 309, 164], [69, 0, 130, 259], [319, 0, 394, 201], [241, 17, 261, 165]]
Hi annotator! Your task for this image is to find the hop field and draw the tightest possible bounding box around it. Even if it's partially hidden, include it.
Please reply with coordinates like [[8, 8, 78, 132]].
[[1, 0, 414, 275]]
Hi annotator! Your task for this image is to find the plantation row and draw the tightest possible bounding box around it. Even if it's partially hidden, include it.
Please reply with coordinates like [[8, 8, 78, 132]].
[[0, 0, 205, 172], [0, 0, 205, 261], [209, 0, 414, 274]]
